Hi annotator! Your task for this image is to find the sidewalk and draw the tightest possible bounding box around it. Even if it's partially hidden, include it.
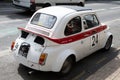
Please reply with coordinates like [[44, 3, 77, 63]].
[[86, 19, 120, 80], [86, 48, 120, 80]]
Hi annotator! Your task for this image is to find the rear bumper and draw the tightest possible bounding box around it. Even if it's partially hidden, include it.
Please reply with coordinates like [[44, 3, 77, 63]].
[[14, 54, 40, 70], [14, 53, 54, 72]]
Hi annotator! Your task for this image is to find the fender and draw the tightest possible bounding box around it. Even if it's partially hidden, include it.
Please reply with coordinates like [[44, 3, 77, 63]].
[[106, 32, 112, 39], [52, 49, 76, 72], [106, 31, 113, 41], [103, 31, 113, 48]]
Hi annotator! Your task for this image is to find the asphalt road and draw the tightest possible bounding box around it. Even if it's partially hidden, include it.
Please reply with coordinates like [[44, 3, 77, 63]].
[[0, 1, 120, 80]]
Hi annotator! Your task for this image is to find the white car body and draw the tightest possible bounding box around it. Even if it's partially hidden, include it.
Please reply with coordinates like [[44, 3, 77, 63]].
[[12, 0, 85, 11], [12, 6, 113, 74]]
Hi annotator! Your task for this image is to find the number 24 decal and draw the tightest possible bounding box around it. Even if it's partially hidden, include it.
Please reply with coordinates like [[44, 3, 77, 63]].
[[92, 34, 98, 46]]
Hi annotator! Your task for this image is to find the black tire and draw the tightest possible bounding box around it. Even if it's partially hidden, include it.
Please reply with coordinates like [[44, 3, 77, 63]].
[[30, 4, 36, 12], [59, 56, 74, 75], [43, 3, 51, 8], [78, 2, 85, 7], [103, 36, 113, 51]]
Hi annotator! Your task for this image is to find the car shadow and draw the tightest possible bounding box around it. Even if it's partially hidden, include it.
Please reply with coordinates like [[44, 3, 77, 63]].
[[18, 64, 62, 80], [17, 47, 120, 80], [67, 47, 120, 80]]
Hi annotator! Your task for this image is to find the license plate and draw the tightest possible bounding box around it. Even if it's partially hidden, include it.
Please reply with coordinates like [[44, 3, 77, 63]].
[[18, 50, 28, 58], [18, 42, 30, 58]]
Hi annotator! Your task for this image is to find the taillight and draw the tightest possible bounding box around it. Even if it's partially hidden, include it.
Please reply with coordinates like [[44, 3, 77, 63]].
[[39, 53, 48, 65], [11, 41, 15, 50], [30, 0, 35, 3]]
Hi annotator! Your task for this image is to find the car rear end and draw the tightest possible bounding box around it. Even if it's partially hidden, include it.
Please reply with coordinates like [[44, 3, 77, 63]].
[[11, 28, 50, 70], [12, 0, 36, 11]]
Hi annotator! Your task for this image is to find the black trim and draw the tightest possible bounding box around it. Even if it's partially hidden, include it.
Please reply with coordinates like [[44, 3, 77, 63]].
[[56, 3, 80, 5], [35, 3, 84, 7], [35, 3, 45, 7], [56, 2, 85, 7]]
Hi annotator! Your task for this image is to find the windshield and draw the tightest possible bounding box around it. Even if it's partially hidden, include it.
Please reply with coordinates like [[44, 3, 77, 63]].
[[31, 13, 57, 29]]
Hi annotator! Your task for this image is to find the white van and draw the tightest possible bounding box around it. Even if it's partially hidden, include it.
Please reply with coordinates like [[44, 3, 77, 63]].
[[12, 0, 85, 11]]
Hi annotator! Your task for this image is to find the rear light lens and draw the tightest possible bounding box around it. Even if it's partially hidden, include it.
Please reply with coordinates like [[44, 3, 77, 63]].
[[39, 53, 48, 65], [11, 41, 15, 50]]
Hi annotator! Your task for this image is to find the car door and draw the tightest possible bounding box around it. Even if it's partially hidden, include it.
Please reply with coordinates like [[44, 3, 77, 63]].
[[64, 16, 90, 60], [83, 14, 100, 53]]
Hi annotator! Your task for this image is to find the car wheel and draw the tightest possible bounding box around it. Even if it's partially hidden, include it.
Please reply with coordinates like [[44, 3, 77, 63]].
[[43, 3, 51, 8], [78, 2, 85, 7], [103, 36, 113, 51], [59, 56, 74, 75], [30, 4, 36, 12]]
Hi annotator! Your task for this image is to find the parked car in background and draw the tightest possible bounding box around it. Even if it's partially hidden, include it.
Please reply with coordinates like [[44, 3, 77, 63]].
[[11, 6, 113, 75], [12, 0, 85, 11]]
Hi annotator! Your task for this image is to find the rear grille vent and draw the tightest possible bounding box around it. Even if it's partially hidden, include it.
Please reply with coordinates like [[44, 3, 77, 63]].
[[34, 36, 45, 45], [21, 31, 29, 38]]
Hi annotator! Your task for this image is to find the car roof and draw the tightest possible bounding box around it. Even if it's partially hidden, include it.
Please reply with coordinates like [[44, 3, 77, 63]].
[[36, 6, 92, 18]]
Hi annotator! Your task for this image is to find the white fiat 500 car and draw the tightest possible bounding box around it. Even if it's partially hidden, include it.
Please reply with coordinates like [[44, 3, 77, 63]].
[[11, 6, 113, 75]]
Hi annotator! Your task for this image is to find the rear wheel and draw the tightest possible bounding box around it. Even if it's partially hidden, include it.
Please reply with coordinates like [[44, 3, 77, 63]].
[[103, 36, 113, 51], [43, 3, 51, 8], [78, 2, 85, 7], [59, 56, 74, 75], [30, 4, 36, 12]]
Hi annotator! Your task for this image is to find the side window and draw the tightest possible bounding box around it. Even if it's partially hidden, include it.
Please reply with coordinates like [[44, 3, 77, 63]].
[[64, 16, 82, 36], [83, 14, 99, 29]]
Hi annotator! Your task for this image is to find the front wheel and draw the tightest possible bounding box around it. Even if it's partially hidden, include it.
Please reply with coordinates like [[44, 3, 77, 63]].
[[103, 36, 113, 51], [43, 3, 51, 8]]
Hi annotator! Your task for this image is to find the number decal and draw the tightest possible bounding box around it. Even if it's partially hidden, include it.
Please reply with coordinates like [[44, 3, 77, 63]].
[[92, 34, 98, 46]]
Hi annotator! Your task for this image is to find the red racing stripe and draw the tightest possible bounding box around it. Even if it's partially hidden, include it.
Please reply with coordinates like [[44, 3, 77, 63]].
[[18, 25, 107, 44]]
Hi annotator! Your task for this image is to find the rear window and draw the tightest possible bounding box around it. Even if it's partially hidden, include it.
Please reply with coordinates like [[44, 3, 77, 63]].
[[31, 13, 57, 29]]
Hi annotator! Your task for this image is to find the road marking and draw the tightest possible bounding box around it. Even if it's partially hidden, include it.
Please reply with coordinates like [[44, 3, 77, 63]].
[[96, 57, 107, 64], [93, 9, 105, 12], [0, 7, 22, 12], [104, 18, 120, 24], [116, 47, 120, 51], [111, 47, 120, 54], [0, 9, 18, 12], [0, 27, 20, 38], [0, 19, 27, 24], [0, 49, 11, 57], [72, 71, 86, 80], [110, 6, 120, 10], [93, 6, 120, 12]]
